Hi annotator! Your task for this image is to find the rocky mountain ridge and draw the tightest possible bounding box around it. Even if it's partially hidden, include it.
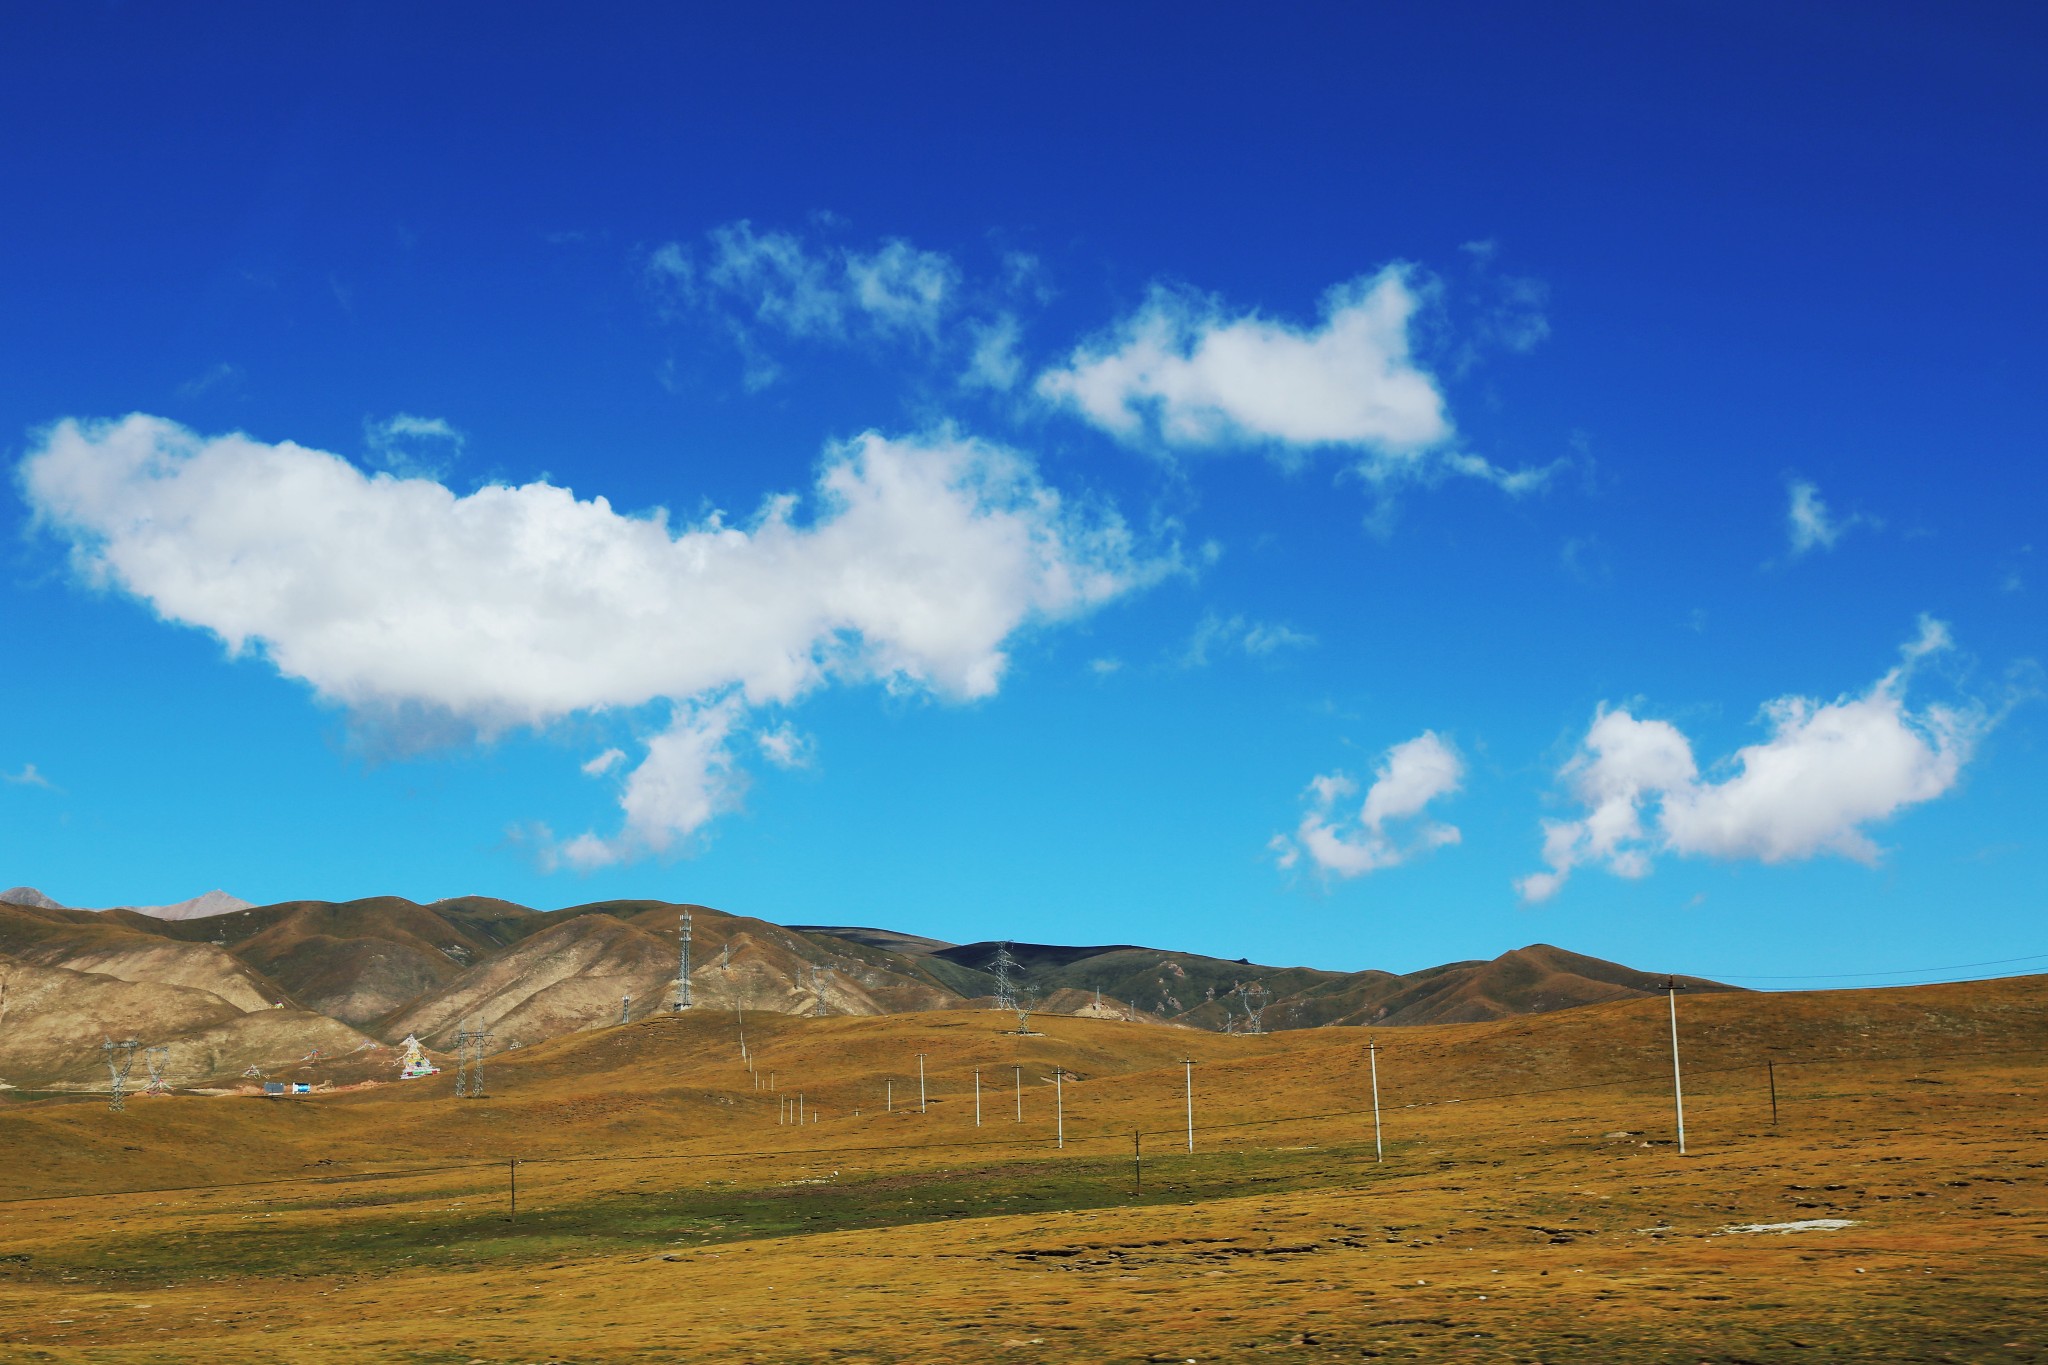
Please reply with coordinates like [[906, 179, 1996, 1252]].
[[0, 893, 1735, 1093], [1, 887, 255, 920]]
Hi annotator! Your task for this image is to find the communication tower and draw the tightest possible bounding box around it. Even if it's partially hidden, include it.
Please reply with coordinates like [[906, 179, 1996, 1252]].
[[673, 910, 694, 1011]]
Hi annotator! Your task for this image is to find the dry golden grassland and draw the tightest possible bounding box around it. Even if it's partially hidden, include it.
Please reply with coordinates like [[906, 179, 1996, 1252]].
[[1, 978, 2043, 1363]]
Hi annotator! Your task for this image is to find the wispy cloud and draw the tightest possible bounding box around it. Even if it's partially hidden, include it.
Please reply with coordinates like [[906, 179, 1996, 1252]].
[[176, 362, 243, 400], [1181, 612, 1316, 667], [1786, 477, 1879, 555], [1452, 239, 1551, 375], [645, 221, 1063, 395], [3, 763, 56, 790], [365, 413, 465, 477], [756, 722, 812, 770]]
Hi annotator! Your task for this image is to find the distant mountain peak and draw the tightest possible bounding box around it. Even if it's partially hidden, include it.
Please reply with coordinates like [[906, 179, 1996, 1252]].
[[0, 886, 66, 910], [120, 890, 256, 921]]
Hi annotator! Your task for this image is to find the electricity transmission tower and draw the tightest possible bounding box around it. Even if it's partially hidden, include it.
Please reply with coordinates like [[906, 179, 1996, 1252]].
[[1240, 982, 1270, 1035], [1009, 982, 1039, 1035], [811, 965, 831, 1017], [101, 1037, 138, 1112], [620, 994, 632, 1025], [454, 1023, 494, 1099], [673, 909, 693, 1011], [986, 943, 1021, 1010], [142, 1045, 171, 1098]]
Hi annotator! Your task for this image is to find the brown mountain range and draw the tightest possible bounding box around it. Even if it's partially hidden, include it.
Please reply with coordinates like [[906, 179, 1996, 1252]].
[[0, 893, 1734, 1092]]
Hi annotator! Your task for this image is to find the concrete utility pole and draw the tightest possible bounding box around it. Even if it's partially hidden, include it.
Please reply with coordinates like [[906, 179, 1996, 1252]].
[[974, 1068, 982, 1127], [1663, 979, 1687, 1155], [917, 1053, 927, 1114], [1368, 1039, 1383, 1163], [1367, 1038, 1385, 1162], [1053, 1069, 1065, 1149], [887, 1080, 893, 1114], [1181, 1058, 1196, 1153]]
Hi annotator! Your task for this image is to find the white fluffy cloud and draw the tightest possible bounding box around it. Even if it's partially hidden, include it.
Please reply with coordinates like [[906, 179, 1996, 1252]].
[[1518, 619, 1984, 902], [558, 700, 742, 869], [1273, 731, 1465, 878], [24, 414, 1158, 861], [1037, 268, 1452, 458]]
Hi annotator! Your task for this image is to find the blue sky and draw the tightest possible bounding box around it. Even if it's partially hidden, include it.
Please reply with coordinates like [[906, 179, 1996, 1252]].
[[3, 3, 2041, 983]]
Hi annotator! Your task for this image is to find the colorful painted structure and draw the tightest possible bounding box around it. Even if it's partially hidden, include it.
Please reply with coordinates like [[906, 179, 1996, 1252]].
[[397, 1034, 439, 1080]]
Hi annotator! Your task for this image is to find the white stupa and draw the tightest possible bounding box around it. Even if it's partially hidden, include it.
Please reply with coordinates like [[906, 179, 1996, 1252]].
[[397, 1035, 439, 1079]]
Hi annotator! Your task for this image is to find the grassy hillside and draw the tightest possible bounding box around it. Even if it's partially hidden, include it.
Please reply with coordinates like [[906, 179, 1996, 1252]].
[[0, 972, 2039, 1361]]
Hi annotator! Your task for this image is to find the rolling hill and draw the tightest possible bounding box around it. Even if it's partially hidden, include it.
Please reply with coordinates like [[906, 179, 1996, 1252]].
[[0, 892, 1739, 1094]]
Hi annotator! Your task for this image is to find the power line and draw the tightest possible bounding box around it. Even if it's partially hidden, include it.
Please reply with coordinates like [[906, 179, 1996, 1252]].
[[6, 1040, 2033, 1207], [1702, 951, 2048, 982], [8, 1039, 2039, 1211]]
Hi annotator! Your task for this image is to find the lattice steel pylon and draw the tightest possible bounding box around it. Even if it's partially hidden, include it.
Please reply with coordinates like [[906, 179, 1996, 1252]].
[[811, 965, 831, 1018], [986, 943, 1021, 1011], [453, 1022, 495, 1099], [673, 909, 693, 1011], [1240, 982, 1270, 1035], [142, 1045, 171, 1098], [101, 1037, 139, 1112], [1008, 980, 1039, 1035]]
